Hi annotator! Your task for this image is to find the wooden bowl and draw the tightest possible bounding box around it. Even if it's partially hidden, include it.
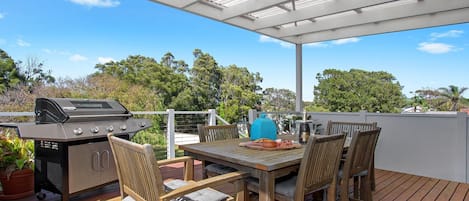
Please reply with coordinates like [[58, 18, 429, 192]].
[[262, 140, 277, 148]]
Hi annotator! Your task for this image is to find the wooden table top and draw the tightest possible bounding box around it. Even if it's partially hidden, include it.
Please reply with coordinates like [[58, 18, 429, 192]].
[[179, 135, 350, 172]]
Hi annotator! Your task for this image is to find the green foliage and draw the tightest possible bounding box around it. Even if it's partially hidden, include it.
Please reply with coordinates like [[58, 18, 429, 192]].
[[304, 102, 329, 112], [131, 131, 165, 147], [16, 57, 55, 90], [314, 69, 405, 113], [262, 88, 295, 112], [95, 55, 188, 107], [0, 129, 34, 177], [190, 49, 222, 110], [406, 92, 429, 112], [416, 85, 468, 111], [0, 49, 22, 93], [437, 85, 468, 111], [218, 65, 263, 123]]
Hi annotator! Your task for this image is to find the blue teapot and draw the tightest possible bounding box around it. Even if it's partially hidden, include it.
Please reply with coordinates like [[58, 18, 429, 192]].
[[250, 113, 277, 141]]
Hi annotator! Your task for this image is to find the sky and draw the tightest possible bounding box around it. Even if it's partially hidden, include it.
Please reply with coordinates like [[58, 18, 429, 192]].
[[1, 0, 468, 101]]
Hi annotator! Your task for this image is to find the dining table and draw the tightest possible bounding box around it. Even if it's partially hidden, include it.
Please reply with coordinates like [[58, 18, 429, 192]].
[[178, 135, 350, 201]]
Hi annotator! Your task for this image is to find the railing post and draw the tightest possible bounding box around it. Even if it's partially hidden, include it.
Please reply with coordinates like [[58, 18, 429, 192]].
[[360, 110, 367, 122], [166, 109, 175, 159], [248, 109, 256, 124], [208, 109, 216, 125]]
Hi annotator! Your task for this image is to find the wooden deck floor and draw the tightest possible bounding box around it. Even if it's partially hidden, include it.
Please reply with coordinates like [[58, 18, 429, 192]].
[[9, 163, 469, 201]]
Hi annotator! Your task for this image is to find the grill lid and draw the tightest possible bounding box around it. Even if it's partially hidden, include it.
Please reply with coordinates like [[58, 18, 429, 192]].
[[35, 98, 131, 123]]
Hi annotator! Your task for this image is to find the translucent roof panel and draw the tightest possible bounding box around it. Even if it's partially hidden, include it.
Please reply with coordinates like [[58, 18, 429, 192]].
[[151, 0, 469, 44]]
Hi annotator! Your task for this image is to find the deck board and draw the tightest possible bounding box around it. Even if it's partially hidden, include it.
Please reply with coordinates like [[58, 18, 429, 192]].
[[11, 165, 469, 201], [451, 183, 469, 201], [374, 173, 412, 200], [409, 178, 439, 201], [380, 174, 420, 201], [394, 176, 430, 201], [437, 181, 458, 201], [422, 180, 450, 201]]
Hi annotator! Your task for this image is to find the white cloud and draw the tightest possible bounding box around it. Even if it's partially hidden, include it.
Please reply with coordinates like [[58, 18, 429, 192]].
[[259, 35, 294, 48], [417, 42, 455, 54], [304, 42, 328, 48], [430, 30, 463, 40], [0, 13, 4, 19], [69, 54, 88, 62], [42, 48, 71, 55], [17, 39, 31, 47], [332, 37, 360, 45], [69, 0, 120, 7], [98, 57, 115, 64]]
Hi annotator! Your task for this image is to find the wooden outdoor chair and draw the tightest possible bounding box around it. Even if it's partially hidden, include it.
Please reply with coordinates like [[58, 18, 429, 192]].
[[197, 124, 240, 178], [325, 121, 378, 191], [339, 128, 381, 201], [325, 121, 377, 137], [247, 134, 347, 201], [107, 133, 248, 201]]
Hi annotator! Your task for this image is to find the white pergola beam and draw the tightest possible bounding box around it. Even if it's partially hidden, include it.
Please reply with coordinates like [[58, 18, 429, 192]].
[[289, 8, 469, 44], [221, 0, 291, 21], [252, 0, 395, 30], [268, 0, 469, 38], [150, 0, 199, 8]]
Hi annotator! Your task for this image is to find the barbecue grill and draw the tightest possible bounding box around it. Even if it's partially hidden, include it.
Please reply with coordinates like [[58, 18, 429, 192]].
[[0, 98, 152, 201]]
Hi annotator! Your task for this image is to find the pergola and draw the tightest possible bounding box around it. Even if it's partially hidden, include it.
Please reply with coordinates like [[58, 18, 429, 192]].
[[150, 0, 469, 112]]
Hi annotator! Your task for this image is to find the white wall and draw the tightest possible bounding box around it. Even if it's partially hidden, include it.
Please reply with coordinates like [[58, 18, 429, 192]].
[[253, 111, 469, 183], [368, 113, 466, 183]]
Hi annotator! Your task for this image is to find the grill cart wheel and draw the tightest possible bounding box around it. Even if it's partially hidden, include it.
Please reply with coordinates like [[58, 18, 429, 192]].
[[36, 192, 46, 200]]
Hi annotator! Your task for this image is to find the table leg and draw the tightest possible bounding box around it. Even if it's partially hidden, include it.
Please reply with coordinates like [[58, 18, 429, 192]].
[[258, 171, 275, 201]]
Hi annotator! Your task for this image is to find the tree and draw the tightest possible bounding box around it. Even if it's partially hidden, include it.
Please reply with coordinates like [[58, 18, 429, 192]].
[[262, 88, 295, 112], [189, 49, 222, 110], [0, 49, 22, 93], [314, 69, 404, 113], [218, 65, 263, 123], [95, 55, 188, 107], [437, 85, 468, 111], [161, 52, 188, 74], [16, 57, 56, 92]]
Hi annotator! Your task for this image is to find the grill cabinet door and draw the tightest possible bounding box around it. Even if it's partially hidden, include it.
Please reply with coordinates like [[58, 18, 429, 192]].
[[68, 141, 117, 193]]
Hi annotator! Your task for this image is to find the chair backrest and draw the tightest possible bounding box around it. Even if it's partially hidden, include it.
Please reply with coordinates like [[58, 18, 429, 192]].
[[197, 124, 239, 142], [325, 121, 377, 137], [342, 128, 381, 178], [108, 133, 165, 201], [295, 133, 347, 200]]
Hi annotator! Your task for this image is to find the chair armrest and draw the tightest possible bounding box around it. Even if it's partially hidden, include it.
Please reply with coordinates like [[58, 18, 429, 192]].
[[157, 156, 193, 166], [158, 156, 194, 180], [160, 171, 248, 201]]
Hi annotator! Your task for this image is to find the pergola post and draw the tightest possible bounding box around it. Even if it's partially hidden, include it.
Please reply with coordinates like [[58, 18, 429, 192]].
[[295, 44, 303, 112]]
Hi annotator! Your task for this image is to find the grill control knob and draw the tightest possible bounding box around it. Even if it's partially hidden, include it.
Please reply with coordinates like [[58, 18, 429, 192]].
[[106, 126, 114, 132], [91, 127, 100, 134], [73, 128, 83, 135], [120, 125, 127, 131], [138, 122, 146, 127]]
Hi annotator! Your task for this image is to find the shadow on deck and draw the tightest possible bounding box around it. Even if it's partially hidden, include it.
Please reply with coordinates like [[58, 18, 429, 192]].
[[9, 162, 469, 201]]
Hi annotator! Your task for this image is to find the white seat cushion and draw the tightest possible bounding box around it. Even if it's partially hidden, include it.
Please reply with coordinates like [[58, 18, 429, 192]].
[[206, 163, 237, 175], [165, 179, 230, 201], [123, 179, 230, 201]]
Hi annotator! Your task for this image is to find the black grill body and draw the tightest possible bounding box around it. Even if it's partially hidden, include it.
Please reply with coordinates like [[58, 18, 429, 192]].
[[1, 98, 152, 201]]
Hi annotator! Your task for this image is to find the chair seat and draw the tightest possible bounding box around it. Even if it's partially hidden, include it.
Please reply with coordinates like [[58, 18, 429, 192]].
[[165, 179, 230, 201], [206, 163, 237, 175], [247, 175, 329, 199], [338, 169, 369, 179], [123, 179, 230, 201]]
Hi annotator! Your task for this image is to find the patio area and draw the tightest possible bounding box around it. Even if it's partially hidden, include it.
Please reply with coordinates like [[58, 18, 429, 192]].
[[13, 161, 469, 201]]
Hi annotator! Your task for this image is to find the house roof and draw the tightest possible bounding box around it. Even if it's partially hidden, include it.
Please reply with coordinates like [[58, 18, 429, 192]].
[[150, 0, 469, 44]]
